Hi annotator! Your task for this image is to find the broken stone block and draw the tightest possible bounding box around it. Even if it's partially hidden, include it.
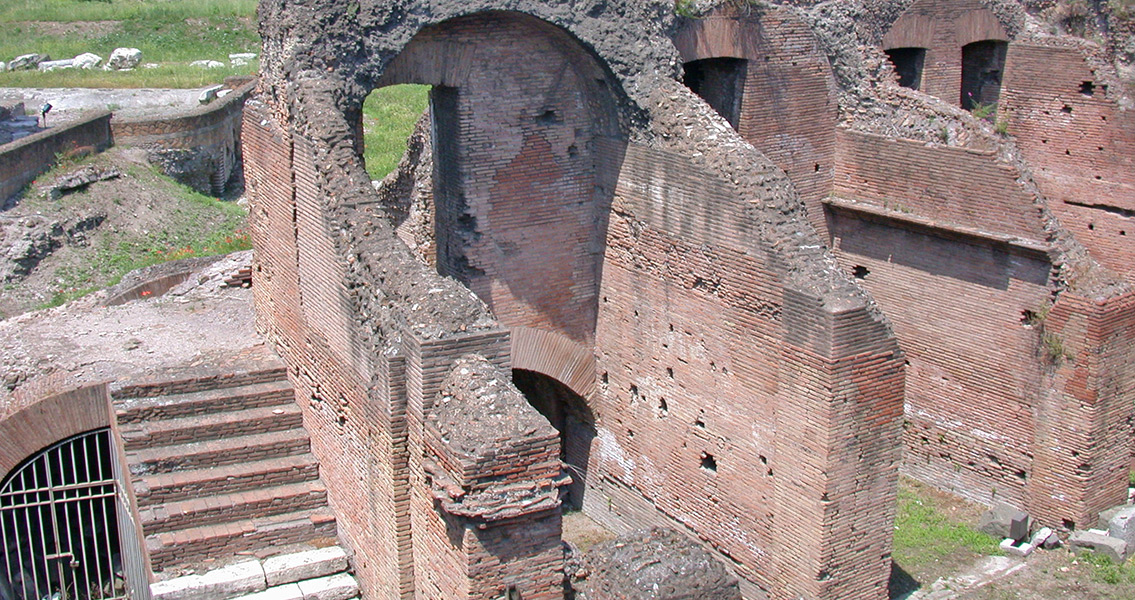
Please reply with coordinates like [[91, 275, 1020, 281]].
[[263, 547, 348, 587], [8, 53, 49, 71], [979, 502, 1029, 541], [999, 538, 1034, 557], [1030, 526, 1056, 549], [1108, 506, 1135, 549], [72, 52, 102, 69], [198, 85, 224, 105], [1098, 505, 1126, 530], [38, 59, 74, 72], [190, 59, 225, 69], [295, 573, 357, 600], [151, 561, 267, 600], [104, 47, 142, 70], [1069, 530, 1128, 564]]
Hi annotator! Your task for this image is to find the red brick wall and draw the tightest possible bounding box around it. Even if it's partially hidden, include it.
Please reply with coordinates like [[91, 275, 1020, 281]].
[[882, 0, 1009, 105], [380, 13, 621, 347], [1000, 42, 1135, 282], [675, 11, 839, 237], [0, 111, 111, 202], [1030, 292, 1135, 528], [591, 137, 903, 599], [834, 129, 1046, 241]]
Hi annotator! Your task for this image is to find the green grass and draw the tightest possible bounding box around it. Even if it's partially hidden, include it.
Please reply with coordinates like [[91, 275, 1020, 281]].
[[1078, 549, 1135, 585], [0, 0, 258, 88], [892, 482, 1002, 572], [361, 84, 430, 180], [28, 159, 250, 309]]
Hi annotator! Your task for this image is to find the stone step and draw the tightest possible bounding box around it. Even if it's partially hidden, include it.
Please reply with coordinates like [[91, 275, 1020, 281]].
[[121, 403, 304, 451], [116, 378, 296, 424], [141, 480, 329, 534], [235, 573, 359, 600], [134, 454, 321, 508], [114, 365, 289, 400], [146, 508, 338, 572], [150, 547, 353, 600], [128, 429, 311, 477]]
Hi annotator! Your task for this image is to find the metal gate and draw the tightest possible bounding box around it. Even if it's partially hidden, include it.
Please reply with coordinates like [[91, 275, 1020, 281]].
[[0, 430, 128, 600]]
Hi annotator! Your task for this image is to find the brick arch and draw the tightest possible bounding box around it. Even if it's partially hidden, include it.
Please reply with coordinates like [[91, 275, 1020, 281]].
[[0, 383, 112, 480], [955, 9, 1009, 46], [509, 326, 595, 400], [882, 12, 936, 50], [370, 11, 624, 349]]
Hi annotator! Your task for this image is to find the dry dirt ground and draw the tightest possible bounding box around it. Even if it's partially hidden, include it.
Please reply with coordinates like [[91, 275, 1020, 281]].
[[0, 146, 245, 318]]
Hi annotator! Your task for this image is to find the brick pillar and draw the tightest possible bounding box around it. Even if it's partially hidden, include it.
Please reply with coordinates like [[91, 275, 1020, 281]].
[[1030, 292, 1135, 529], [772, 289, 905, 600]]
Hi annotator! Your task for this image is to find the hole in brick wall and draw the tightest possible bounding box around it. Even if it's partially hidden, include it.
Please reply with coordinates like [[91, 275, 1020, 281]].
[[960, 40, 1007, 110], [760, 455, 768, 464], [884, 47, 926, 90], [668, 323, 675, 332], [700, 453, 717, 473], [567, 143, 578, 157], [629, 384, 639, 400], [1021, 310, 1040, 327], [627, 429, 634, 439], [633, 309, 639, 317], [601, 371, 609, 384], [338, 414, 347, 427], [683, 57, 747, 129], [1042, 139, 1048, 143], [1095, 175, 1102, 180], [1088, 223, 1095, 230], [814, 163, 820, 172], [1063, 519, 1076, 530], [1061, 104, 1073, 114], [1080, 81, 1095, 96], [1065, 149, 1071, 155], [657, 397, 669, 416], [666, 367, 674, 378], [507, 585, 522, 600], [513, 369, 596, 510], [536, 109, 560, 125], [1121, 231, 1126, 236], [1015, 469, 1026, 481], [721, 366, 728, 375], [695, 418, 705, 428], [852, 265, 869, 279]]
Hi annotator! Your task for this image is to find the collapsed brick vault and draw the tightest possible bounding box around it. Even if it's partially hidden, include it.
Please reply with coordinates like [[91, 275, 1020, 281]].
[[242, 0, 1134, 599]]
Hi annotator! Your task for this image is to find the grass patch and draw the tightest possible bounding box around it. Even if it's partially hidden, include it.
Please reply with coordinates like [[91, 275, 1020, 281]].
[[361, 84, 430, 180], [892, 478, 1002, 573], [1078, 549, 1135, 585], [0, 0, 258, 88]]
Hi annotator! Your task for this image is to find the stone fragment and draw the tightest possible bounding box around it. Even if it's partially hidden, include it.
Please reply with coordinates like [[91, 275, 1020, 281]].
[[9, 53, 49, 70], [49, 166, 122, 200], [72, 52, 102, 69], [978, 502, 1029, 541], [295, 573, 357, 600], [263, 547, 349, 587], [1030, 526, 1056, 549], [218, 89, 233, 98], [198, 85, 224, 104], [1108, 506, 1135, 549], [104, 47, 142, 70], [1098, 505, 1126, 530], [229, 52, 257, 61], [190, 60, 225, 69], [0, 61, 6, 71], [1069, 530, 1128, 563], [999, 538, 1034, 557], [38, 59, 74, 72]]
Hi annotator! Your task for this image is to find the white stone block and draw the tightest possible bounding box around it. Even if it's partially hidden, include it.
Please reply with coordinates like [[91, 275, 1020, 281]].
[[235, 584, 304, 600], [264, 547, 349, 587], [297, 573, 357, 600]]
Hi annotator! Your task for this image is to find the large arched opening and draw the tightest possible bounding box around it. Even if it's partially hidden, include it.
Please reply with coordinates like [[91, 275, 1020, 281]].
[[368, 10, 625, 347], [961, 39, 1008, 110], [1, 429, 126, 600], [511, 369, 596, 510]]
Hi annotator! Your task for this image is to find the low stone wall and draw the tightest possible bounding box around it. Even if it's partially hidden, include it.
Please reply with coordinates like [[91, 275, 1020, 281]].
[[112, 80, 257, 196], [0, 111, 112, 204]]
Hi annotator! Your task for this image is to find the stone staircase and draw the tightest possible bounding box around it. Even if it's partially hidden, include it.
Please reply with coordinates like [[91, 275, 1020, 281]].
[[112, 364, 339, 575]]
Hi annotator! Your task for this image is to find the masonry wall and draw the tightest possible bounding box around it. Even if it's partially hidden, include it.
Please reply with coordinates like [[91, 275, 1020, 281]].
[[1000, 42, 1135, 282], [379, 13, 621, 347], [881, 0, 1009, 104], [674, 10, 839, 237], [0, 112, 111, 204]]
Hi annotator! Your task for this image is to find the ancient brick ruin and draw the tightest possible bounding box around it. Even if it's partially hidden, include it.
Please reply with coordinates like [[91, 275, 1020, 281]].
[[241, 0, 1135, 598], [2, 0, 1131, 599]]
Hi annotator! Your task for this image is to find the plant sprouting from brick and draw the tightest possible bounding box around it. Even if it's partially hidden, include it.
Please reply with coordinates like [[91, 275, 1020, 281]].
[[970, 100, 998, 121], [1041, 331, 1073, 364], [674, 0, 700, 18]]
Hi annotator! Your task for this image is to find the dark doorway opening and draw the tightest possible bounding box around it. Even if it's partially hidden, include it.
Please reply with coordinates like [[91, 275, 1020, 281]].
[[512, 370, 595, 510], [683, 57, 747, 129], [1, 430, 127, 600], [960, 40, 1008, 111], [885, 47, 926, 90]]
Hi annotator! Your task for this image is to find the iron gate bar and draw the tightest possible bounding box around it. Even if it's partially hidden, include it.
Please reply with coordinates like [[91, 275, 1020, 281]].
[[0, 430, 129, 600]]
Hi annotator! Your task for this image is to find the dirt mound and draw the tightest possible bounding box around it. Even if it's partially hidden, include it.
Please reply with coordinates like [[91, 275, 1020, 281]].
[[0, 146, 247, 318]]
